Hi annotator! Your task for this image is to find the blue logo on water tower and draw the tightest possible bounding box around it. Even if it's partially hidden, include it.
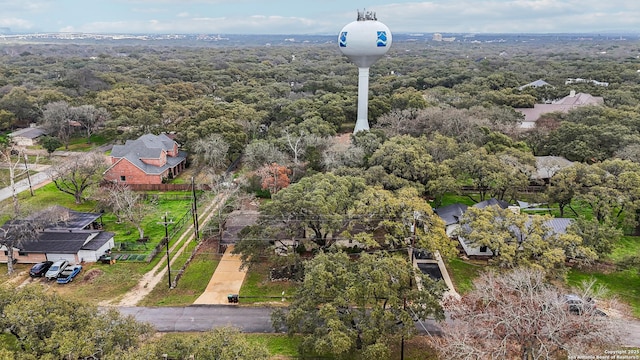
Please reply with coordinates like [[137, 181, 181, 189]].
[[339, 32, 348, 47], [377, 31, 387, 47]]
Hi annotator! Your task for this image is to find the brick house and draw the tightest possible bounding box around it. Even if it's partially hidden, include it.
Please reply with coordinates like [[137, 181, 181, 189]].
[[104, 133, 187, 184]]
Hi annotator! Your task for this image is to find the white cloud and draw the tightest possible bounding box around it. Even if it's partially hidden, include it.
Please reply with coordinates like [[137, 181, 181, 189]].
[[60, 15, 335, 34], [370, 1, 640, 33], [0, 18, 34, 29], [55, 0, 640, 34], [131, 8, 169, 14], [0, 1, 52, 12]]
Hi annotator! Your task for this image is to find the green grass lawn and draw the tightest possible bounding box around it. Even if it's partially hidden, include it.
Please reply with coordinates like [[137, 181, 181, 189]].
[[608, 235, 640, 263], [17, 182, 97, 212], [567, 268, 640, 318], [438, 193, 476, 207], [139, 241, 220, 306], [445, 258, 483, 294], [246, 334, 302, 358], [64, 134, 111, 152], [239, 262, 299, 304], [13, 182, 195, 249]]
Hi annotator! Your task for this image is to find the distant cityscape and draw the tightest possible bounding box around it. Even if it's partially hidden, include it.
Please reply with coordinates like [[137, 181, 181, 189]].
[[0, 31, 637, 47]]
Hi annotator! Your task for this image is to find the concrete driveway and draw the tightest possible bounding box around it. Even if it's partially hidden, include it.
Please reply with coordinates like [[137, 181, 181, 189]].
[[193, 245, 247, 305]]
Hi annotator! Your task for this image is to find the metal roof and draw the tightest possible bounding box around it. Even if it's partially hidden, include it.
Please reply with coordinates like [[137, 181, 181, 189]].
[[26, 205, 102, 230]]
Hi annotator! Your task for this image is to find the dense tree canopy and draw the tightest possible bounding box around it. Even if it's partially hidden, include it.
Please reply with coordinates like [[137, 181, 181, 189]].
[[273, 251, 446, 359], [457, 206, 596, 274], [0, 285, 153, 359]]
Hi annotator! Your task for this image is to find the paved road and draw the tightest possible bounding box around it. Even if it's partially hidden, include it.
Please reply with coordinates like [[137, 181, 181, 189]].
[[116, 305, 444, 334], [0, 170, 51, 202], [116, 305, 640, 347], [117, 306, 277, 332]]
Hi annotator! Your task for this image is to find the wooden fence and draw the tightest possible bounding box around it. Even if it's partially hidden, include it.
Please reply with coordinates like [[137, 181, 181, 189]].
[[113, 183, 212, 191]]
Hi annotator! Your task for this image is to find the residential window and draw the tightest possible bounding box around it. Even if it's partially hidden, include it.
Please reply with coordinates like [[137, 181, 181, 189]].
[[120, 176, 126, 182], [18, 251, 27, 256], [3, 251, 7, 256], [480, 246, 488, 253]]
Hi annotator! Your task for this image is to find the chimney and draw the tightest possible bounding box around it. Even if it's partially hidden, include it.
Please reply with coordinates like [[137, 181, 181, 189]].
[[569, 90, 576, 97]]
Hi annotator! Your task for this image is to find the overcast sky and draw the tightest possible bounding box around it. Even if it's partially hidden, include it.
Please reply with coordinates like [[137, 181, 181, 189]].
[[1, 0, 639, 35]]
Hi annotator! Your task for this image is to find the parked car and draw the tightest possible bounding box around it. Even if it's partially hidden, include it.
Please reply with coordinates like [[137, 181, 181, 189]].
[[44, 260, 69, 280], [29, 261, 53, 277], [56, 265, 82, 284], [564, 294, 607, 316]]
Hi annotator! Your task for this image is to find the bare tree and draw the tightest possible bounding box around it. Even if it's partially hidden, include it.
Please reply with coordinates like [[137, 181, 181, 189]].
[[0, 219, 38, 275], [435, 269, 621, 360], [101, 183, 150, 239], [40, 101, 74, 150], [280, 129, 305, 166], [47, 151, 108, 204], [0, 206, 63, 275], [243, 140, 287, 170], [191, 133, 230, 176], [0, 137, 30, 214], [74, 104, 109, 143]]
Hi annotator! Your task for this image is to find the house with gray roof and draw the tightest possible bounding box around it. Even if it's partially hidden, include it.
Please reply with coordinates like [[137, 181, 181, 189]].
[[1, 225, 114, 264], [104, 133, 187, 184], [434, 199, 572, 258], [518, 79, 552, 91], [532, 156, 574, 183], [515, 90, 604, 129], [1, 205, 113, 264], [434, 203, 468, 236], [8, 126, 47, 147]]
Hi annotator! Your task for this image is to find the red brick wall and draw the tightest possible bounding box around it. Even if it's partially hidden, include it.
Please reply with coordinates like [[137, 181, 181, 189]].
[[140, 151, 166, 167], [104, 159, 165, 184], [0, 250, 47, 264], [167, 143, 178, 157]]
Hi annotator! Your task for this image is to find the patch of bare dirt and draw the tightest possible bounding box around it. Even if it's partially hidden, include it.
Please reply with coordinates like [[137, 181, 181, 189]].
[[334, 133, 352, 146], [82, 269, 104, 283]]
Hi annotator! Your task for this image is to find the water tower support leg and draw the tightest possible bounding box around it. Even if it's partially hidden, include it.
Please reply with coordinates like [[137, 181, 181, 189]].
[[354, 67, 371, 133]]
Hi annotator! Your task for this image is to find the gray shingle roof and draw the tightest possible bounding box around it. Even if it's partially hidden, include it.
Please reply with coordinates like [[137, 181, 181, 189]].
[[109, 133, 186, 175], [81, 231, 114, 251], [474, 198, 510, 210], [8, 127, 47, 139], [515, 92, 604, 122], [434, 203, 468, 226], [533, 156, 574, 180], [19, 230, 96, 254], [26, 205, 102, 230], [518, 79, 551, 90]]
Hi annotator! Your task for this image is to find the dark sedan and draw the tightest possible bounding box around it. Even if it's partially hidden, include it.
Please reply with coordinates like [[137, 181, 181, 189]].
[[29, 261, 53, 277]]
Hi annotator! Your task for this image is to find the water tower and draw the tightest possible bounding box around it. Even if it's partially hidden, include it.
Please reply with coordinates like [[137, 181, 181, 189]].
[[339, 10, 392, 133]]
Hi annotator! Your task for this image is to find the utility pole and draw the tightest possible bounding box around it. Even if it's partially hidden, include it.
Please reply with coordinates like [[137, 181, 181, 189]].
[[191, 176, 199, 241], [158, 212, 173, 289], [401, 296, 407, 360], [22, 152, 34, 196]]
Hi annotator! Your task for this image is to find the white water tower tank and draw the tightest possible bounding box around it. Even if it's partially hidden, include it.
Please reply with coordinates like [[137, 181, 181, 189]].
[[339, 10, 392, 133]]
